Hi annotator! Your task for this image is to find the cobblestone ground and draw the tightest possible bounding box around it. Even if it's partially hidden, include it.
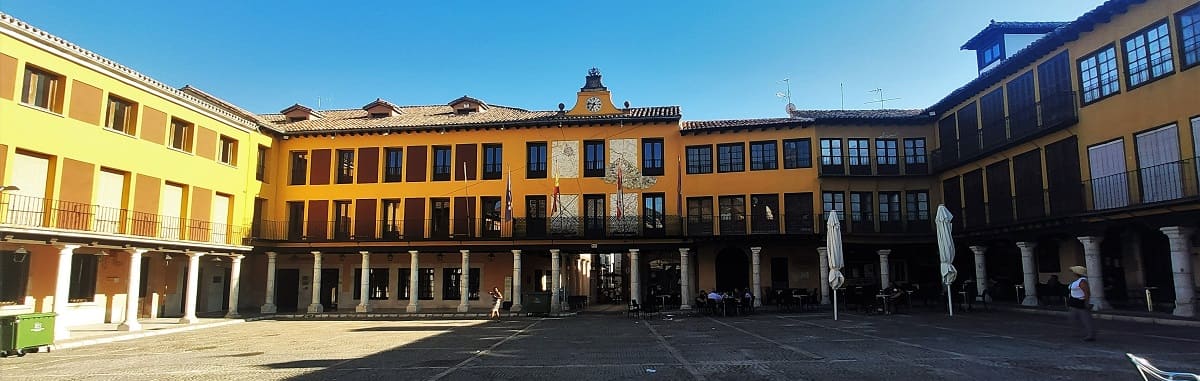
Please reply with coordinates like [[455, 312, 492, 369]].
[[1, 309, 1197, 380]]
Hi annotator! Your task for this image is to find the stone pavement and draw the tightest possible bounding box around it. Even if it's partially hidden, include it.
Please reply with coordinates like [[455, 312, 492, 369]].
[[1, 309, 1197, 380]]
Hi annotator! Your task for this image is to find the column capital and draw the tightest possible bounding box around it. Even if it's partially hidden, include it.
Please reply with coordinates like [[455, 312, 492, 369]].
[[359, 250, 370, 256], [511, 249, 522, 255], [550, 249, 560, 255], [628, 248, 639, 254], [408, 250, 419, 255], [678, 247, 690, 255], [877, 249, 892, 256], [1160, 226, 1195, 240], [969, 246, 988, 255], [126, 248, 149, 255], [817, 246, 828, 255], [266, 251, 278, 258], [749, 246, 762, 255], [186, 252, 206, 258], [231, 254, 244, 262], [1076, 236, 1104, 246], [310, 250, 322, 257], [1015, 241, 1038, 250], [54, 244, 82, 252], [460, 249, 470, 255]]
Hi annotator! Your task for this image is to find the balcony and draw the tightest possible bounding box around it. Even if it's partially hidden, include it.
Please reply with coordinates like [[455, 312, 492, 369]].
[[252, 213, 825, 243], [931, 91, 1078, 172], [817, 155, 931, 177], [819, 213, 933, 235], [0, 193, 247, 246]]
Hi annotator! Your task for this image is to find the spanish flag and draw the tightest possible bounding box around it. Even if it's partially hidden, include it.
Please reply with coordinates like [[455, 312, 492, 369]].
[[550, 174, 561, 216]]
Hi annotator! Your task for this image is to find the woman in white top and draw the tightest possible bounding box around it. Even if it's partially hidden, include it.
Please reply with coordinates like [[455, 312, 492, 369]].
[[1066, 266, 1095, 341]]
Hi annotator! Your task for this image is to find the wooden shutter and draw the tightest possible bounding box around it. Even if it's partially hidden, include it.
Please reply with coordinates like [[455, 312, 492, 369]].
[[357, 147, 379, 184], [1136, 124, 1182, 202], [403, 198, 425, 239], [354, 199, 377, 239], [310, 149, 331, 185], [406, 146, 427, 182], [453, 196, 476, 236], [985, 160, 1012, 224], [942, 177, 962, 230], [1045, 136, 1082, 215], [962, 170, 985, 227], [454, 144, 478, 181], [1087, 139, 1128, 209], [1012, 149, 1045, 220], [307, 200, 329, 239]]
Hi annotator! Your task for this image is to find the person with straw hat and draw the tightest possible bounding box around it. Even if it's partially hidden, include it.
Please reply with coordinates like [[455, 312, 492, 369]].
[[1066, 265, 1095, 341]]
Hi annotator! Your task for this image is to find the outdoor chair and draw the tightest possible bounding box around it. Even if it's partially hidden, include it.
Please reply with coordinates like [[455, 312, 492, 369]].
[[627, 300, 643, 319], [1127, 353, 1200, 380]]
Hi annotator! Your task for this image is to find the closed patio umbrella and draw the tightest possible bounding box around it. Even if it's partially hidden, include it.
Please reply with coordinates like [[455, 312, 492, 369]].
[[826, 211, 845, 320], [936, 204, 958, 316]]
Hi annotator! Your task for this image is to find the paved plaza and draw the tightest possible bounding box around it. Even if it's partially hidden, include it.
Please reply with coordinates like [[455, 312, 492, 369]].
[[0, 309, 1197, 380]]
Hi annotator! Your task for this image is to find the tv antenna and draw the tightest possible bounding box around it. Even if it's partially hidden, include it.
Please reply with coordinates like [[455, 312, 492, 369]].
[[865, 88, 899, 109], [776, 77, 796, 115]]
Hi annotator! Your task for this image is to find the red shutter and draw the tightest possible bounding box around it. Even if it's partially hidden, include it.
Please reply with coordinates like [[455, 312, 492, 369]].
[[404, 198, 425, 239], [354, 199, 377, 239], [307, 200, 329, 239], [455, 144, 478, 181], [310, 149, 331, 185], [406, 146, 427, 182], [357, 147, 379, 184]]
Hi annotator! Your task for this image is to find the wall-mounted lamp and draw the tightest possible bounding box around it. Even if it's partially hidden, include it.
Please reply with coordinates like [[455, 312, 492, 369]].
[[387, 253, 394, 262], [13, 247, 28, 263], [164, 254, 173, 266]]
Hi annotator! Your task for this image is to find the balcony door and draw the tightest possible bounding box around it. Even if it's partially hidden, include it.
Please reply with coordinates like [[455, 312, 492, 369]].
[[1087, 140, 1128, 209], [1136, 124, 1182, 203]]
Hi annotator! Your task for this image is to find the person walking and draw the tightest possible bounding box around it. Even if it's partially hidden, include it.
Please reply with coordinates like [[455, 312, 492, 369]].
[[489, 287, 504, 320], [1067, 266, 1096, 341]]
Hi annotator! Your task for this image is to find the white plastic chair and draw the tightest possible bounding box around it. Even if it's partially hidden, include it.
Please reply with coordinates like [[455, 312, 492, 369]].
[[1127, 353, 1200, 381]]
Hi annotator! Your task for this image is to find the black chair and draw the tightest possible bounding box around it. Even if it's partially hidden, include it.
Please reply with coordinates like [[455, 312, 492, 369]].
[[627, 300, 643, 319]]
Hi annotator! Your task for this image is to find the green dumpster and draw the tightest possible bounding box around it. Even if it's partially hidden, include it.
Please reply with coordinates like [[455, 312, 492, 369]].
[[523, 292, 551, 315], [1, 313, 56, 357]]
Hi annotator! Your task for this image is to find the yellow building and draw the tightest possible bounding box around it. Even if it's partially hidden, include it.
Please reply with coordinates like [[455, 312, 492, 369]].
[[2, 0, 1200, 334]]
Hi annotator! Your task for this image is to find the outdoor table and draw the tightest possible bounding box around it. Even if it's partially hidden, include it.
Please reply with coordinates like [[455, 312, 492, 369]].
[[656, 295, 670, 312]]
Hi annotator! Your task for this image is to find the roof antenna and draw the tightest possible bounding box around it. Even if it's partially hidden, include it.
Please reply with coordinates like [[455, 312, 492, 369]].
[[776, 77, 795, 116], [865, 88, 899, 110]]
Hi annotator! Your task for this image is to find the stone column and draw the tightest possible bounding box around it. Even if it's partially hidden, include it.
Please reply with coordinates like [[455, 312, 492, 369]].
[[407, 250, 420, 313], [53, 244, 80, 340], [225, 255, 244, 318], [679, 248, 692, 310], [969, 246, 988, 298], [511, 249, 523, 312], [357, 251, 371, 313], [629, 249, 641, 306], [750, 247, 763, 307], [458, 249, 471, 312], [180, 252, 205, 324], [118, 249, 147, 331], [1161, 226, 1195, 317], [307, 251, 324, 313], [1077, 236, 1109, 310], [818, 247, 830, 305], [261, 252, 278, 314], [1016, 242, 1039, 306], [877, 249, 891, 287], [551, 249, 562, 312]]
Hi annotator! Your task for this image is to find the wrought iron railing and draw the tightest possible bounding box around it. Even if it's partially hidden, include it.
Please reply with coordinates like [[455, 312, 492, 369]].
[[0, 193, 247, 245], [818, 213, 933, 235], [931, 91, 1078, 171], [816, 155, 931, 177]]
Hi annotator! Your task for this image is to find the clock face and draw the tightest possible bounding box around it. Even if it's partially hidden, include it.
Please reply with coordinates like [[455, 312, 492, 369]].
[[586, 97, 602, 113]]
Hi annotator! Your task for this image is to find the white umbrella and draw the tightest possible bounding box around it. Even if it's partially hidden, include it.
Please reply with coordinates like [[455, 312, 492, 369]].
[[826, 211, 845, 320], [935, 204, 958, 316]]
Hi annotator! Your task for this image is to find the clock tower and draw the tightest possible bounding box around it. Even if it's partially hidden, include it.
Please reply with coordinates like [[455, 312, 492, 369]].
[[566, 68, 624, 116]]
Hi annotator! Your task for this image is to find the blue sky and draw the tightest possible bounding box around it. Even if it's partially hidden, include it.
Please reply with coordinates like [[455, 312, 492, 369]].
[[1, 1, 1099, 120]]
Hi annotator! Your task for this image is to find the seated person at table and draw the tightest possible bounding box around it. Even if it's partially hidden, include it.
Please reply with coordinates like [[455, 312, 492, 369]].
[[881, 282, 905, 313], [707, 290, 723, 301]]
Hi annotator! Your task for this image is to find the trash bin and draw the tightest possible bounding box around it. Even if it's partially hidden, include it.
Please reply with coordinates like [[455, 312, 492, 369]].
[[523, 292, 551, 315], [0, 312, 56, 357]]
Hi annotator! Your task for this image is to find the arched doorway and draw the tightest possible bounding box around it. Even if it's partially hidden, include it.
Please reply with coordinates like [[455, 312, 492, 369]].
[[715, 248, 749, 292]]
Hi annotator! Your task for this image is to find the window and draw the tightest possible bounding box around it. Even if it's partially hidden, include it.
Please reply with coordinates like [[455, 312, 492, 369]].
[[875, 139, 898, 174], [749, 141, 777, 170], [584, 140, 605, 177], [369, 112, 389, 119], [381, 199, 402, 239], [1180, 4, 1200, 69], [219, 136, 238, 165], [0, 250, 30, 305], [432, 146, 451, 181], [527, 142, 547, 178], [1079, 45, 1121, 104], [878, 192, 901, 223], [750, 194, 779, 234], [1123, 20, 1174, 88], [904, 138, 927, 173], [718, 195, 746, 234], [483, 144, 503, 180], [782, 138, 811, 169], [431, 199, 451, 238], [287, 201, 305, 240], [583, 195, 605, 235], [643, 193, 665, 231], [686, 197, 714, 235], [256, 146, 267, 181], [334, 150, 354, 184], [686, 145, 713, 174], [353, 268, 390, 300], [442, 268, 480, 300], [978, 41, 1003, 68], [105, 95, 136, 134], [849, 192, 873, 222], [717, 143, 745, 173], [384, 148, 403, 182], [334, 200, 352, 240], [847, 139, 869, 168], [642, 138, 664, 176], [169, 118, 194, 152], [482, 197, 502, 236], [68, 254, 98, 302], [822, 191, 845, 220], [905, 191, 930, 222], [418, 268, 434, 300], [289, 151, 308, 185], [820, 139, 842, 165], [21, 66, 62, 112]]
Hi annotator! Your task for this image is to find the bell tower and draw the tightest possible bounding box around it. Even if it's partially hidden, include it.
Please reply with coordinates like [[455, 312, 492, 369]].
[[566, 68, 623, 116]]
